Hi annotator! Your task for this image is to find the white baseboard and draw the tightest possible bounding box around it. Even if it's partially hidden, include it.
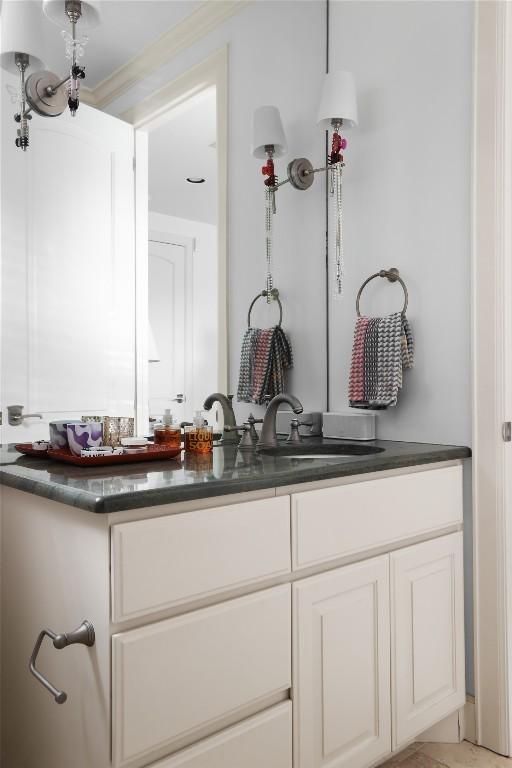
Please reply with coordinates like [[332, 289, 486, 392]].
[[462, 696, 476, 744], [419, 710, 462, 743], [418, 697, 475, 744]]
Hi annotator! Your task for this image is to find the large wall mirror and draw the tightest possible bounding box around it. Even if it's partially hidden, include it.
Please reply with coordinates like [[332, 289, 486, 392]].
[[1, 1, 328, 447], [0, 22, 228, 443]]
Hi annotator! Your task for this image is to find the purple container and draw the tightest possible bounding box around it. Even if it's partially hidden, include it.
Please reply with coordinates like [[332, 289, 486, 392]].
[[66, 422, 103, 456], [49, 420, 81, 450]]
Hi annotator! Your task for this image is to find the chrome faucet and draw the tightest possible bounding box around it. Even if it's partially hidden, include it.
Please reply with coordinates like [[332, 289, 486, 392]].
[[258, 393, 303, 449], [203, 392, 239, 444]]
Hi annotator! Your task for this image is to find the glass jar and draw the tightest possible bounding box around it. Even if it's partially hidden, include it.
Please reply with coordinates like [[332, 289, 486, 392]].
[[153, 424, 182, 449], [184, 424, 213, 454]]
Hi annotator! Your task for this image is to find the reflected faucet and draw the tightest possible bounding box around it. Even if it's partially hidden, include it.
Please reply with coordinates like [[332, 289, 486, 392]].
[[203, 393, 239, 444], [258, 393, 303, 449]]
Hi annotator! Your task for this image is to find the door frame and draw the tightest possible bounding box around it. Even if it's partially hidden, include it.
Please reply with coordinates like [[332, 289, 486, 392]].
[[472, 0, 512, 754], [127, 47, 229, 434], [147, 232, 195, 425]]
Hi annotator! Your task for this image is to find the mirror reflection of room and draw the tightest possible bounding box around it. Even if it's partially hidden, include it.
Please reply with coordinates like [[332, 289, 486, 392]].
[[147, 87, 218, 429]]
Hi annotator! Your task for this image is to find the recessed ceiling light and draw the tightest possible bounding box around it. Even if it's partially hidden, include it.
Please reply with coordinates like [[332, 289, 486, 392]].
[[186, 177, 206, 184]]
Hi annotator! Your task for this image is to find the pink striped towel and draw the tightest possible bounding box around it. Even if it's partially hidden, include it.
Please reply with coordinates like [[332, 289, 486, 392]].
[[348, 316, 370, 403]]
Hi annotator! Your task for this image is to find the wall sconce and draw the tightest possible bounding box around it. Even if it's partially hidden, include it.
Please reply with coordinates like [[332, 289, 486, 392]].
[[252, 70, 358, 297], [43, 0, 100, 116], [317, 71, 358, 296], [0, 0, 100, 151]]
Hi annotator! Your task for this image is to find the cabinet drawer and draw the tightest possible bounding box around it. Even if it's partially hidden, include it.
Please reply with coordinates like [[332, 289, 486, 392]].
[[148, 702, 292, 768], [111, 496, 290, 622], [292, 465, 462, 569], [112, 585, 291, 767]]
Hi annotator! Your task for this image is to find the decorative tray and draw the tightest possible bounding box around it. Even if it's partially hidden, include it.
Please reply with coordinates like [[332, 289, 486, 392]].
[[47, 445, 182, 466], [15, 444, 181, 466], [15, 443, 49, 458]]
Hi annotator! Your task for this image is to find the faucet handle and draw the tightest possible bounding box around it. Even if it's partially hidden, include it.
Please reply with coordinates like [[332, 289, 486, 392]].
[[225, 423, 256, 448], [287, 419, 302, 444], [286, 418, 313, 444]]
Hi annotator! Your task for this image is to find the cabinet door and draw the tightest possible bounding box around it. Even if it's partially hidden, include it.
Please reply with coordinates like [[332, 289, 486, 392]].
[[293, 556, 391, 768], [391, 532, 465, 749]]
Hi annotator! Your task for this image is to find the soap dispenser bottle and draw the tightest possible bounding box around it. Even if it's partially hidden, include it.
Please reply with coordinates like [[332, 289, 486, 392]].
[[185, 411, 213, 454], [153, 409, 181, 448]]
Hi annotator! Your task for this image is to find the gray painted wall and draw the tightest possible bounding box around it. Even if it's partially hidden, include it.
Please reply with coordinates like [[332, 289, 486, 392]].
[[108, 0, 474, 693], [328, 0, 474, 693]]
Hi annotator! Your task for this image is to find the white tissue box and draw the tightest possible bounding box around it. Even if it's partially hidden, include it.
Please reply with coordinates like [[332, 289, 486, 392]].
[[322, 411, 376, 441]]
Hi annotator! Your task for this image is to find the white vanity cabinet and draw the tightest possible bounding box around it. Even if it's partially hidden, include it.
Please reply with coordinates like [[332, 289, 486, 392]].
[[0, 461, 466, 768], [292, 532, 465, 768]]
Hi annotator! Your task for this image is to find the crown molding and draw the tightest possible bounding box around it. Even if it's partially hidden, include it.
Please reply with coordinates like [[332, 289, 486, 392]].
[[79, 86, 97, 107], [120, 46, 226, 127], [89, 0, 248, 110]]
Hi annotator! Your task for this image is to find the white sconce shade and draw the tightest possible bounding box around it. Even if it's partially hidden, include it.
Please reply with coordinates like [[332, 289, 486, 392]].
[[317, 70, 358, 129], [251, 105, 287, 158], [43, 0, 101, 30], [0, 0, 46, 74]]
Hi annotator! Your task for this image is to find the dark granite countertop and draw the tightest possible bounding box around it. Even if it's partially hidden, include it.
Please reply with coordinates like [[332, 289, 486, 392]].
[[0, 439, 471, 514]]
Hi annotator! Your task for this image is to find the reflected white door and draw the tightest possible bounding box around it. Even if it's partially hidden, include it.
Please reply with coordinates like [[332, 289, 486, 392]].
[[148, 241, 187, 423], [1, 104, 136, 443]]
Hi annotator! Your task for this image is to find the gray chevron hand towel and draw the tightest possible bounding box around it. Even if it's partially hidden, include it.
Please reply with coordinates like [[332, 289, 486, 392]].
[[349, 312, 414, 409]]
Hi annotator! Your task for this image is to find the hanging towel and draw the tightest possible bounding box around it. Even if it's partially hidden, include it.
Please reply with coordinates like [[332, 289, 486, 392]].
[[251, 329, 274, 402], [363, 317, 380, 405], [263, 326, 294, 399], [238, 325, 293, 405], [237, 328, 260, 402], [349, 312, 414, 409], [348, 316, 370, 406]]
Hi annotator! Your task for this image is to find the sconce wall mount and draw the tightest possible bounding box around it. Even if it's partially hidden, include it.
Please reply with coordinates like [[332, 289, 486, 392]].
[[1, 0, 100, 151]]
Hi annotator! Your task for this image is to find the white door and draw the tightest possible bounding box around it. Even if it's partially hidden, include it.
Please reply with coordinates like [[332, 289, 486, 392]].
[[293, 556, 391, 768], [0, 104, 136, 444], [148, 240, 187, 423], [391, 532, 465, 749]]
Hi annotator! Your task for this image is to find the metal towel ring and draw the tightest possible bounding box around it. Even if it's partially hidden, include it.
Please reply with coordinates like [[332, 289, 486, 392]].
[[356, 268, 408, 317], [247, 288, 283, 328]]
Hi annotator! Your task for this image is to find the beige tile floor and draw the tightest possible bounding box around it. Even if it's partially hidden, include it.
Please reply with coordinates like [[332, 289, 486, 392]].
[[379, 741, 512, 767]]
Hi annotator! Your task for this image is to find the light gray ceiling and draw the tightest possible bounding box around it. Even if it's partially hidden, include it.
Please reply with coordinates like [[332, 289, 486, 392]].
[[148, 87, 217, 225], [5, 0, 201, 88]]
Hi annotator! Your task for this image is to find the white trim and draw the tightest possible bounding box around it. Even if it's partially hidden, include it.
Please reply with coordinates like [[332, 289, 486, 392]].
[[134, 131, 149, 434], [472, 0, 512, 756], [418, 709, 463, 745], [89, 1, 246, 110], [148, 231, 195, 424], [463, 696, 477, 745]]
